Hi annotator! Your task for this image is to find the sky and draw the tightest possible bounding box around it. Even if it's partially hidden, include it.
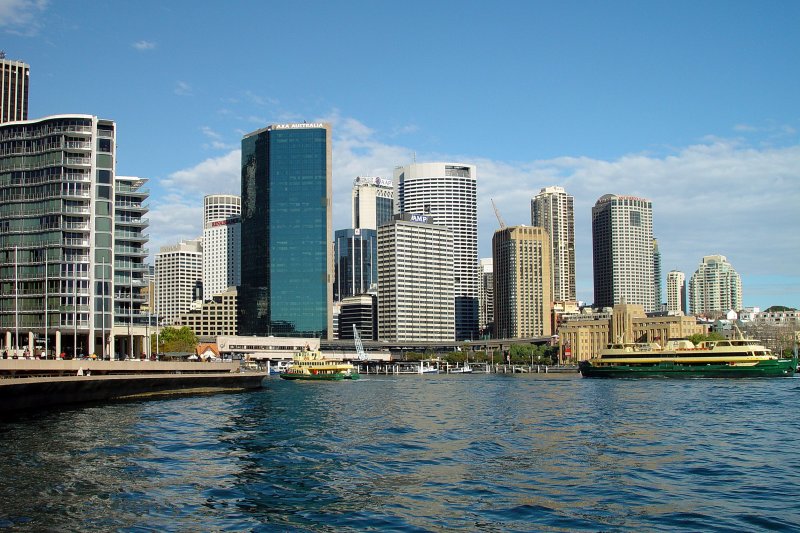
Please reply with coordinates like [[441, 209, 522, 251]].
[[3, 0, 799, 309]]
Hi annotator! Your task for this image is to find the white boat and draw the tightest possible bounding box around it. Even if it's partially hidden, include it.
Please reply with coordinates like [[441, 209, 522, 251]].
[[449, 364, 473, 374], [420, 363, 439, 374], [268, 360, 291, 375]]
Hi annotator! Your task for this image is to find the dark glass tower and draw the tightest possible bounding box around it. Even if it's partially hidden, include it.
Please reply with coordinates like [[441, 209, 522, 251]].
[[239, 123, 332, 338], [334, 228, 378, 301]]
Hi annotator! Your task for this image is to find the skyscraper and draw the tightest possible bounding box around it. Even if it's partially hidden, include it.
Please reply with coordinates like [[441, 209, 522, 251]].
[[531, 186, 575, 302], [653, 238, 662, 308], [240, 122, 332, 338], [394, 162, 478, 340], [689, 255, 742, 315], [377, 213, 454, 342], [492, 226, 552, 339], [0, 54, 29, 124], [592, 194, 656, 311], [352, 176, 394, 229], [666, 270, 686, 315], [155, 239, 203, 326], [334, 228, 377, 301], [0, 115, 115, 358], [478, 258, 494, 338], [202, 194, 241, 301]]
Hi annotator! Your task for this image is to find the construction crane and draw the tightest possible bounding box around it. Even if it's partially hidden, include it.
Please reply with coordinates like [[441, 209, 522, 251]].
[[491, 198, 506, 229], [353, 325, 368, 360]]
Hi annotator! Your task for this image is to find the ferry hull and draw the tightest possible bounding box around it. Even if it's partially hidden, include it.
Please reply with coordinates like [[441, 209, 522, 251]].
[[579, 358, 796, 378], [279, 372, 359, 381]]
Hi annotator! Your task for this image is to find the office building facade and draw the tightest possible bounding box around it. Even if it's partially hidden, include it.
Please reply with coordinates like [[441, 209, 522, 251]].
[[689, 255, 742, 315], [592, 194, 656, 311], [531, 186, 575, 302], [479, 258, 494, 338], [202, 194, 241, 301], [352, 176, 394, 230], [334, 228, 377, 301], [666, 270, 687, 315], [1, 55, 29, 124], [240, 123, 332, 338], [394, 162, 478, 340], [0, 114, 115, 357], [377, 213, 454, 342], [155, 239, 202, 326], [175, 287, 237, 339], [338, 294, 377, 341], [492, 226, 552, 339]]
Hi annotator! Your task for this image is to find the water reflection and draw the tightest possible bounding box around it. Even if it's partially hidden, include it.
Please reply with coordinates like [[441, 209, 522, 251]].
[[1, 376, 798, 531]]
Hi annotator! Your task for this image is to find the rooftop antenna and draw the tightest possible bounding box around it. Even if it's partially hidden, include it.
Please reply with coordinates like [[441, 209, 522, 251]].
[[491, 198, 506, 229]]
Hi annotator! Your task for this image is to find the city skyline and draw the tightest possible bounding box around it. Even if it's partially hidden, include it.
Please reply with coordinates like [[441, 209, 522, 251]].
[[3, 1, 798, 309]]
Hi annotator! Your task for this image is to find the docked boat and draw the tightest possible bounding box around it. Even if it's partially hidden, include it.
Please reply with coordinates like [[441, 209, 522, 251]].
[[279, 348, 360, 381], [449, 363, 473, 374], [579, 337, 797, 378]]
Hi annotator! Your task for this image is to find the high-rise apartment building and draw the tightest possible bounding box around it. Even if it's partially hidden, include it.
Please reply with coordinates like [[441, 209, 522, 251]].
[[666, 270, 686, 315], [377, 213, 454, 342], [479, 258, 494, 338], [352, 176, 394, 229], [155, 239, 202, 326], [113, 175, 150, 358], [240, 123, 332, 338], [689, 255, 742, 315], [0, 54, 29, 124], [0, 115, 115, 358], [334, 228, 377, 301], [394, 162, 478, 341], [531, 186, 575, 302], [492, 226, 552, 339], [202, 194, 241, 301], [592, 194, 656, 311]]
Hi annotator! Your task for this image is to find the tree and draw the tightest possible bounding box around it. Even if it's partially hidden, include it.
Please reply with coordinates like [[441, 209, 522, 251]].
[[153, 326, 198, 353]]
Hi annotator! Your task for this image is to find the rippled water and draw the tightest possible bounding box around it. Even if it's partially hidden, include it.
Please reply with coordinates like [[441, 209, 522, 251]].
[[1, 374, 799, 532]]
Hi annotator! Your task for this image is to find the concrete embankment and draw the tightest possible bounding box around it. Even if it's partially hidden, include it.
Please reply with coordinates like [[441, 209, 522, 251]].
[[0, 361, 266, 412]]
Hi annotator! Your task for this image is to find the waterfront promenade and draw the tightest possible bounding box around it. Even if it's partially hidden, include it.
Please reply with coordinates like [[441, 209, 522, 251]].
[[0, 359, 266, 412]]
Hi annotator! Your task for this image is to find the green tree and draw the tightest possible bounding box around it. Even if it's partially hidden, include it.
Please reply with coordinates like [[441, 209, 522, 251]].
[[153, 326, 198, 353]]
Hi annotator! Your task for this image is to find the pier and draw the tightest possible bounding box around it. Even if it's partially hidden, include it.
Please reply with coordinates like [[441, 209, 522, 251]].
[[0, 359, 266, 413]]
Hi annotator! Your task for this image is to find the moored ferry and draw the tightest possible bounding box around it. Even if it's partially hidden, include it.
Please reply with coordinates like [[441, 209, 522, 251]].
[[579, 337, 797, 378], [279, 348, 360, 381]]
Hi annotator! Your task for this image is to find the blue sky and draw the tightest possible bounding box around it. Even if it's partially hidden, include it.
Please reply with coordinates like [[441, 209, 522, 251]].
[[3, 0, 799, 309]]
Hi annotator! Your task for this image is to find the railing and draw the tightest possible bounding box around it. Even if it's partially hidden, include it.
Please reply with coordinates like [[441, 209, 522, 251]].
[[64, 222, 90, 230], [63, 238, 90, 247]]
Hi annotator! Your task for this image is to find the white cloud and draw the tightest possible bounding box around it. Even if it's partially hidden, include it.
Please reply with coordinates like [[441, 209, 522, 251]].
[[152, 114, 800, 307], [132, 40, 156, 51], [174, 81, 192, 96], [0, 0, 47, 35]]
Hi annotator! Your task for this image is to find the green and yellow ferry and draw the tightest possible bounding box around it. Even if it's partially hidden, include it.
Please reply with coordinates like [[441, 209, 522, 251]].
[[579, 337, 797, 378], [279, 348, 360, 381]]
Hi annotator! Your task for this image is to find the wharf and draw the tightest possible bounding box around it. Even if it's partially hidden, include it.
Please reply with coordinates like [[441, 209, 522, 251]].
[[0, 360, 266, 413]]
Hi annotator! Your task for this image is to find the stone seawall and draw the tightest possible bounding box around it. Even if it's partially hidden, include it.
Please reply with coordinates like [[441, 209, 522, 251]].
[[0, 373, 266, 413]]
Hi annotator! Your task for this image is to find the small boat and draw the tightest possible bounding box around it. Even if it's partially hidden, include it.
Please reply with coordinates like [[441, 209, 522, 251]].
[[449, 363, 473, 374], [420, 363, 439, 374], [268, 360, 291, 375], [280, 348, 360, 381], [579, 337, 797, 378]]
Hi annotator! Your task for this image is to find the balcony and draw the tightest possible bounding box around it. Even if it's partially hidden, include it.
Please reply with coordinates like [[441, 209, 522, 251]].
[[64, 221, 90, 231], [115, 216, 148, 227], [64, 157, 91, 166], [63, 238, 90, 247]]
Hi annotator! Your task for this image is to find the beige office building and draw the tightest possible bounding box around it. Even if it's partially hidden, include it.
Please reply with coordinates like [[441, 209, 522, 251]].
[[492, 226, 552, 339]]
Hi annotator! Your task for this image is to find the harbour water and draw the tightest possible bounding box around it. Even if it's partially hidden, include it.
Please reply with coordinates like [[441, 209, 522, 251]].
[[1, 373, 799, 531]]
